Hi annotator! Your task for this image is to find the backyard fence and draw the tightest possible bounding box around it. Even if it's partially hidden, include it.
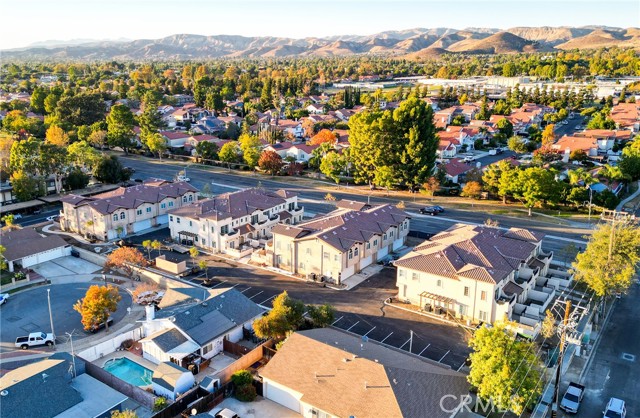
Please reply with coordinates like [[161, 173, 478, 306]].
[[213, 339, 274, 383], [84, 358, 156, 410], [78, 327, 144, 362]]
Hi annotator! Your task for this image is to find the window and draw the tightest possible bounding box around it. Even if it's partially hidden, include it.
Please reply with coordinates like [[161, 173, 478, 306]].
[[412, 272, 418, 280], [220, 225, 228, 235], [399, 269, 405, 277], [481, 291, 487, 301], [479, 311, 488, 322], [136, 209, 142, 215], [188, 195, 193, 202], [146, 207, 151, 213], [459, 305, 469, 316], [202, 343, 212, 355], [323, 252, 329, 259], [299, 262, 305, 269], [202, 225, 206, 231], [437, 279, 442, 287], [169, 216, 173, 222], [120, 212, 125, 220], [161, 203, 166, 209], [354, 248, 359, 257], [195, 236, 198, 242], [366, 242, 370, 250], [189, 221, 192, 227], [464, 287, 469, 297], [348, 249, 353, 260], [288, 202, 295, 211], [229, 242, 235, 249], [390, 230, 394, 238], [306, 248, 312, 255], [334, 255, 339, 262], [251, 214, 258, 224], [201, 239, 206, 245], [383, 233, 387, 240], [168, 201, 174, 207], [176, 218, 181, 224], [113, 214, 118, 221], [373, 239, 378, 247]]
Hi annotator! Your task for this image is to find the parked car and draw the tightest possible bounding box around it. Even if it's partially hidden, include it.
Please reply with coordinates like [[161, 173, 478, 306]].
[[214, 408, 239, 418], [175, 175, 190, 182], [15, 332, 55, 349], [432, 206, 445, 213], [603, 398, 626, 418], [419, 206, 438, 216], [46, 215, 60, 222], [124, 166, 136, 173], [87, 317, 114, 333], [0, 293, 9, 305], [560, 382, 585, 413], [11, 213, 22, 219], [463, 155, 475, 163]]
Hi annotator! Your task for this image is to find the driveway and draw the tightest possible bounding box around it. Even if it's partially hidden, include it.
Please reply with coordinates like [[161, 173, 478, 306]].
[[0, 283, 132, 354], [31, 256, 102, 278]]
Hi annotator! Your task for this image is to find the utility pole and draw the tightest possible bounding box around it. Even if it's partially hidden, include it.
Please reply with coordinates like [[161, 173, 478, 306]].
[[47, 289, 56, 346], [551, 300, 571, 418], [409, 330, 413, 354], [65, 332, 77, 378]]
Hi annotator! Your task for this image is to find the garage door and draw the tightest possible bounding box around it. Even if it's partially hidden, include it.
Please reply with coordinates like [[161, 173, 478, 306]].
[[157, 214, 169, 225], [393, 238, 404, 250], [107, 229, 118, 240], [21, 247, 67, 268], [377, 246, 389, 259], [342, 265, 355, 280], [360, 255, 373, 269], [132, 219, 152, 233], [265, 380, 300, 412]]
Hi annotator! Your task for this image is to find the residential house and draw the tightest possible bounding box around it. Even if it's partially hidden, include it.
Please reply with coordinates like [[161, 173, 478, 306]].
[[0, 180, 17, 206], [395, 224, 559, 336], [574, 129, 634, 145], [152, 362, 195, 400], [306, 103, 325, 114], [185, 134, 219, 152], [334, 108, 357, 122], [167, 188, 302, 256], [0, 353, 128, 418], [434, 105, 479, 128], [269, 202, 410, 283], [286, 143, 318, 162], [171, 94, 194, 106], [260, 328, 470, 418], [60, 179, 198, 241], [439, 159, 473, 184], [140, 287, 265, 369], [609, 102, 640, 132], [0, 228, 70, 272], [160, 130, 191, 148], [422, 97, 440, 111], [196, 116, 226, 134], [273, 119, 304, 138], [264, 142, 295, 159], [551, 135, 601, 157]]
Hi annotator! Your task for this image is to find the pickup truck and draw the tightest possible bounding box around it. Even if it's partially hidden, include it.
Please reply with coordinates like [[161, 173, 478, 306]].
[[15, 332, 55, 350], [560, 382, 585, 413]]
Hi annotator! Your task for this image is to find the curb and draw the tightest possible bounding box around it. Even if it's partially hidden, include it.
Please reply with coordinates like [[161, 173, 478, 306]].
[[578, 298, 617, 384]]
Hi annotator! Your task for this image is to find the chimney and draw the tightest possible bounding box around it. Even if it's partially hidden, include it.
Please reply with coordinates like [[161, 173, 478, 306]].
[[145, 304, 155, 321]]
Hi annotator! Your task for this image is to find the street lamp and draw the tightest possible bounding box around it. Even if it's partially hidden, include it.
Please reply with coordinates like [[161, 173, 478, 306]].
[[585, 186, 594, 226], [47, 289, 56, 346]]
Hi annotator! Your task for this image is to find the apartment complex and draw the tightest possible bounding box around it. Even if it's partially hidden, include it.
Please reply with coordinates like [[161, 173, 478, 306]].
[[60, 180, 198, 241], [167, 188, 302, 255], [270, 201, 410, 283]]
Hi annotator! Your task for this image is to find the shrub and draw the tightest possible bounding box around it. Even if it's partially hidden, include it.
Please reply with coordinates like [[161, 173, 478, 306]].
[[231, 370, 253, 386], [235, 384, 257, 402], [153, 396, 168, 412]]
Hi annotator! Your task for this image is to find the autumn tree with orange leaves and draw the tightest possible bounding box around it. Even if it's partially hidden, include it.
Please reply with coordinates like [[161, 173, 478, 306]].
[[309, 129, 337, 146], [104, 247, 148, 280], [73, 285, 121, 331]]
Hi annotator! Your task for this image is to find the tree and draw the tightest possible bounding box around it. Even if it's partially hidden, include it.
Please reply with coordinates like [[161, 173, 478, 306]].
[[307, 304, 335, 328], [258, 150, 283, 175], [496, 118, 514, 139], [461, 181, 482, 199], [88, 130, 108, 150], [104, 247, 148, 281], [94, 156, 131, 184], [573, 222, 640, 297], [541, 124, 556, 145], [10, 170, 40, 201], [198, 260, 209, 280], [253, 291, 305, 339], [45, 125, 69, 147], [151, 240, 162, 256], [309, 129, 337, 146], [189, 246, 199, 267], [540, 310, 556, 339], [468, 322, 543, 415], [55, 93, 105, 127], [106, 104, 135, 153], [507, 136, 528, 154], [513, 167, 561, 215], [239, 133, 262, 168], [138, 91, 166, 143], [195, 141, 218, 161], [219, 142, 241, 163], [111, 410, 138, 418], [67, 140, 100, 168], [64, 167, 90, 190], [422, 176, 440, 198], [319, 152, 345, 184], [142, 240, 153, 259], [145, 133, 168, 160], [324, 193, 336, 203], [30, 86, 47, 114], [73, 285, 121, 332]]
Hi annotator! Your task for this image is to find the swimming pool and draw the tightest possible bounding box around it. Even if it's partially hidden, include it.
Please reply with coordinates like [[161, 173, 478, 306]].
[[103, 357, 153, 386]]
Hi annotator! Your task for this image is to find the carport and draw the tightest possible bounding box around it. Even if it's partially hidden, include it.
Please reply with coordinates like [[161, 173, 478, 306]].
[[420, 291, 456, 315], [176, 230, 197, 246]]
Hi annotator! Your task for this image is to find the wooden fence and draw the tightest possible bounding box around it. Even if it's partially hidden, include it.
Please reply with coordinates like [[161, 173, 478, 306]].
[[84, 359, 156, 410], [214, 340, 274, 383]]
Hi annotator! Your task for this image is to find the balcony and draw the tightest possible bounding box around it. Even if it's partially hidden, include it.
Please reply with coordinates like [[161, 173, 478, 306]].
[[515, 266, 539, 287]]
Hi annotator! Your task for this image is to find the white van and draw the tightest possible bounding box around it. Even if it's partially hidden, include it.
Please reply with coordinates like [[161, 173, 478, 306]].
[[603, 398, 626, 418]]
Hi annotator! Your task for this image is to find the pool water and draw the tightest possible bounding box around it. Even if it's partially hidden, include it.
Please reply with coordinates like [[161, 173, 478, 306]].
[[103, 357, 153, 386]]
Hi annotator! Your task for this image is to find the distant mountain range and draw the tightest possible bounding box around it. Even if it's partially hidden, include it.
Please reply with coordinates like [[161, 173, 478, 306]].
[[3, 26, 639, 61]]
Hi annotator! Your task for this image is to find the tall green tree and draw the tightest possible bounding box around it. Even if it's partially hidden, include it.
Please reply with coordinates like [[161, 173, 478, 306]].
[[219, 142, 241, 163], [138, 91, 166, 144], [319, 151, 345, 184], [468, 322, 543, 415], [513, 167, 561, 215], [106, 104, 135, 153], [239, 133, 262, 168], [94, 155, 131, 184], [253, 291, 305, 339], [195, 141, 219, 161], [30, 86, 47, 114], [573, 222, 640, 297], [55, 92, 105, 127], [145, 133, 168, 160]]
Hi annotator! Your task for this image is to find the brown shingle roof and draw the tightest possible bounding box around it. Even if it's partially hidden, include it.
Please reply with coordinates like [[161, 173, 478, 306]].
[[395, 224, 542, 284], [0, 228, 68, 261], [260, 328, 468, 418]]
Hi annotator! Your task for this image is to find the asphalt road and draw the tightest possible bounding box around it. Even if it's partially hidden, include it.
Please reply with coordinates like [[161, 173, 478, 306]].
[[13, 207, 61, 227], [573, 282, 640, 418], [554, 115, 586, 138], [0, 283, 132, 354], [119, 156, 591, 247]]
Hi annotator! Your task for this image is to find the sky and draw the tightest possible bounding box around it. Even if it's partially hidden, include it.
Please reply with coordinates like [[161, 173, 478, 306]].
[[1, 0, 638, 50]]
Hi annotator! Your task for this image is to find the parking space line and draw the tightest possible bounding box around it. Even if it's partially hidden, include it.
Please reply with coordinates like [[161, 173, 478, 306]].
[[380, 332, 393, 343], [457, 362, 465, 372], [211, 280, 227, 288], [439, 350, 450, 363], [418, 344, 431, 356], [259, 295, 275, 305], [240, 287, 252, 293], [363, 327, 376, 337], [230, 283, 239, 288], [248, 291, 263, 300], [346, 321, 360, 332], [331, 316, 344, 326], [400, 337, 412, 350]]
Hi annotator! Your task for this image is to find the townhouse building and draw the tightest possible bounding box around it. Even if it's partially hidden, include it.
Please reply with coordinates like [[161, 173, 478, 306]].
[[395, 224, 562, 336], [167, 188, 302, 256], [60, 180, 198, 241], [269, 202, 410, 284]]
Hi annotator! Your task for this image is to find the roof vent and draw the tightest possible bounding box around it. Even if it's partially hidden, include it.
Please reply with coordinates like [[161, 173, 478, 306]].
[[0, 390, 8, 396], [42, 373, 49, 383], [185, 311, 190, 315], [201, 302, 208, 307], [342, 358, 350, 363]]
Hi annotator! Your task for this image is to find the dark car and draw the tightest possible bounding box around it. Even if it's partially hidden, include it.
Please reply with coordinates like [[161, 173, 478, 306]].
[[419, 206, 438, 216], [88, 317, 114, 333], [124, 166, 136, 173], [495, 147, 504, 154], [432, 205, 445, 213]]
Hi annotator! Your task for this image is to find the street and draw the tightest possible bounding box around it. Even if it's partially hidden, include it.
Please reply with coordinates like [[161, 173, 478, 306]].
[[554, 114, 586, 138]]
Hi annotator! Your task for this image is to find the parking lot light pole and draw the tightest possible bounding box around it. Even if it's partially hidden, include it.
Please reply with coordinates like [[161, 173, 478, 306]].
[[47, 289, 56, 346]]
